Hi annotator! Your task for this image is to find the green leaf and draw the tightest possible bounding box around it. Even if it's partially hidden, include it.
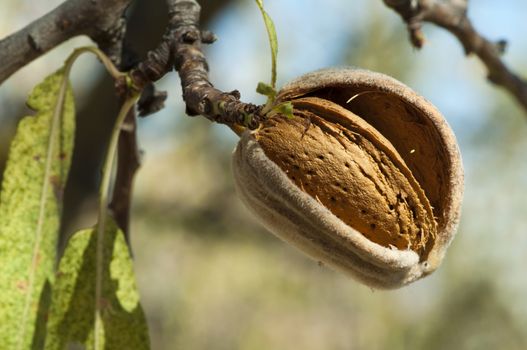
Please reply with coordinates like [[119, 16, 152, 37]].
[[255, 0, 279, 89], [44, 219, 150, 350], [256, 82, 277, 99], [275, 102, 294, 119], [0, 68, 75, 349], [267, 101, 295, 120], [44, 92, 147, 349]]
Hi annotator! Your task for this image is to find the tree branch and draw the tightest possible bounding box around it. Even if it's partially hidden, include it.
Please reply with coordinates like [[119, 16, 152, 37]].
[[383, 0, 527, 114], [1, 0, 257, 246], [106, 0, 266, 245], [0, 0, 132, 84], [129, 0, 265, 130]]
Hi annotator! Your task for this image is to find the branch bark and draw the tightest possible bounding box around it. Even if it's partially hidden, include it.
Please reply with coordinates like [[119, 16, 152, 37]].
[[383, 0, 527, 114], [129, 0, 265, 130], [0, 0, 131, 84], [1, 0, 250, 247]]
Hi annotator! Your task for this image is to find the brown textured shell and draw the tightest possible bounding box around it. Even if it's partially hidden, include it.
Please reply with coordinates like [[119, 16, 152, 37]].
[[255, 97, 437, 255], [232, 68, 463, 289]]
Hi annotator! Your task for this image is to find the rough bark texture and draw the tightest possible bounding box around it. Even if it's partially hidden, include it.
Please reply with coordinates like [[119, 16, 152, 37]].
[[0, 0, 241, 247], [0, 0, 131, 83], [120, 0, 265, 129]]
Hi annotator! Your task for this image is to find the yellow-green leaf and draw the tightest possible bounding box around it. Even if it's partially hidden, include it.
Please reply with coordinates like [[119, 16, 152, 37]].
[[255, 0, 279, 89], [44, 219, 150, 350], [0, 68, 75, 350], [256, 81, 277, 99], [44, 90, 146, 349], [270, 101, 294, 119]]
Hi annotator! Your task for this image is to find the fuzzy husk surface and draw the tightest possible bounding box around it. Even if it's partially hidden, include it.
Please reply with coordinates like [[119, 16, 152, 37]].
[[232, 131, 425, 289], [232, 67, 464, 288]]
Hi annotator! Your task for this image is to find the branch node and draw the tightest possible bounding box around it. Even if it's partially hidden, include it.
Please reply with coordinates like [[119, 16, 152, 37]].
[[27, 34, 41, 52], [229, 90, 241, 99], [201, 30, 217, 44], [182, 30, 200, 43], [496, 39, 508, 55], [138, 82, 168, 117]]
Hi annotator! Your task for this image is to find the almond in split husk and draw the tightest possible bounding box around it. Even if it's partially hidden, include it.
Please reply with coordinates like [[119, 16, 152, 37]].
[[232, 68, 463, 289]]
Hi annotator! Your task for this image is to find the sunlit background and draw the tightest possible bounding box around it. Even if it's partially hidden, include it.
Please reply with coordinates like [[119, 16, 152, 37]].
[[1, 0, 527, 349]]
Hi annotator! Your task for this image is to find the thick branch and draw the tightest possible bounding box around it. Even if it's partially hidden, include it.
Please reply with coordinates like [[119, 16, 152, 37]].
[[383, 0, 527, 113], [0, 0, 131, 84]]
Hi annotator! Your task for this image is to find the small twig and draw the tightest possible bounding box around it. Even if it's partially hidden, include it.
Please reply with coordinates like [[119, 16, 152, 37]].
[[383, 0, 527, 114], [170, 0, 265, 129], [137, 82, 168, 117], [130, 0, 265, 129]]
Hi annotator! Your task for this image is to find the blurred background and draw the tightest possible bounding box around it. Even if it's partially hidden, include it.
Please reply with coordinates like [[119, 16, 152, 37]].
[[2, 0, 527, 349]]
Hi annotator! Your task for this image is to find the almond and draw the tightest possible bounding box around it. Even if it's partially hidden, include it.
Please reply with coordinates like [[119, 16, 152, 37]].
[[232, 68, 463, 288], [255, 97, 436, 254]]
